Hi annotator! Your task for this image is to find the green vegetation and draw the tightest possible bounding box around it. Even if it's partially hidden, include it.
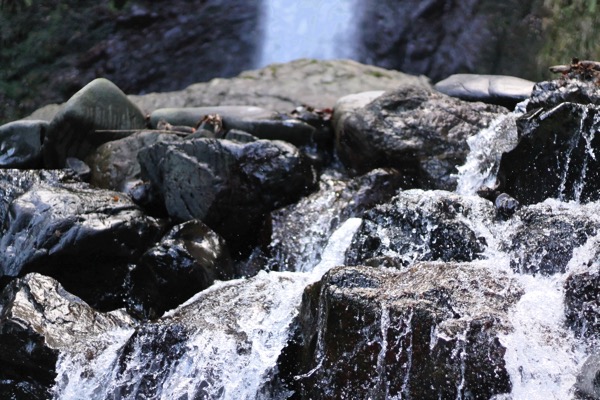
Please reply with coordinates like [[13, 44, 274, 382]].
[[0, 0, 121, 124], [537, 0, 600, 73]]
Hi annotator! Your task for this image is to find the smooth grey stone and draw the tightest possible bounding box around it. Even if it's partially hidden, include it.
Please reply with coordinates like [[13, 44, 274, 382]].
[[0, 120, 46, 168], [43, 78, 147, 168], [149, 106, 276, 128], [435, 74, 535, 108]]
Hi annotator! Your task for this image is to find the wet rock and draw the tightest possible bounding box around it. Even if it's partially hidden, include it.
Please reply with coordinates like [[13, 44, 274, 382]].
[[434, 74, 534, 109], [0, 120, 46, 169], [54, 271, 311, 399], [527, 79, 600, 112], [0, 273, 133, 399], [139, 138, 316, 256], [43, 78, 147, 168], [565, 265, 600, 339], [127, 219, 235, 320], [0, 169, 165, 311], [268, 168, 405, 272], [345, 190, 493, 267], [86, 130, 181, 194], [494, 193, 520, 220], [336, 83, 507, 189], [498, 99, 600, 204], [575, 354, 600, 399], [502, 201, 600, 275], [276, 264, 522, 399]]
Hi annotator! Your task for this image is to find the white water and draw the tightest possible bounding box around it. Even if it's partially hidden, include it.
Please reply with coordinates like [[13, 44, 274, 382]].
[[455, 108, 595, 399], [258, 0, 357, 67], [53, 218, 363, 400]]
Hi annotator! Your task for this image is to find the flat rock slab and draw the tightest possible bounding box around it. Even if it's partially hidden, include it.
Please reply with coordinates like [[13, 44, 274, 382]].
[[435, 74, 534, 109], [129, 59, 432, 114]]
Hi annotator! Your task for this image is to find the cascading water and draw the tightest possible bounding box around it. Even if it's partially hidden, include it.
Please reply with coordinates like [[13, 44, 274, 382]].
[[258, 0, 357, 67], [48, 98, 600, 398], [52, 218, 363, 400], [455, 116, 596, 399]]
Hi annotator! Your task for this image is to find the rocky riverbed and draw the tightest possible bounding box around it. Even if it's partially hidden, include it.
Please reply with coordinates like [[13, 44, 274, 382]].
[[1, 58, 600, 399]]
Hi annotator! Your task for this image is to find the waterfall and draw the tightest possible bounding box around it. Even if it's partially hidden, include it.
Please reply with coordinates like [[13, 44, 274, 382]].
[[52, 218, 363, 400], [258, 0, 357, 67]]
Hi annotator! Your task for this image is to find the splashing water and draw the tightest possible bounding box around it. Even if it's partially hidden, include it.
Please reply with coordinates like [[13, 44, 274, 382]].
[[53, 218, 363, 400], [455, 102, 526, 196]]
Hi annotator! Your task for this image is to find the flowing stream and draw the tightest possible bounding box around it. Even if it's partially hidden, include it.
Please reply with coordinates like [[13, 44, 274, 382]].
[[455, 111, 592, 399], [50, 103, 600, 398], [258, 0, 358, 67]]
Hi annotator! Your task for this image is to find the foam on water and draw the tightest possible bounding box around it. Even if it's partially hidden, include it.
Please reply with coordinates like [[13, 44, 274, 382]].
[[52, 218, 363, 400]]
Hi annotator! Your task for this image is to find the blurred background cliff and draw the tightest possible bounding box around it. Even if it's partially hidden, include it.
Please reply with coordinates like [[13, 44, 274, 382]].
[[0, 0, 598, 124]]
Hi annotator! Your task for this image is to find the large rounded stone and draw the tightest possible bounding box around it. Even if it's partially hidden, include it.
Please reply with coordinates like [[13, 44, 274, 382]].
[[43, 78, 147, 168], [127, 219, 235, 320]]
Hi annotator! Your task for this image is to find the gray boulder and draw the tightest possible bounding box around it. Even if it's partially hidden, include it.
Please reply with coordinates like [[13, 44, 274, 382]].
[[43, 78, 147, 168], [129, 59, 431, 114], [276, 264, 522, 399], [336, 83, 507, 189], [138, 138, 316, 255], [434, 74, 534, 109], [86, 130, 181, 194], [0, 120, 46, 169]]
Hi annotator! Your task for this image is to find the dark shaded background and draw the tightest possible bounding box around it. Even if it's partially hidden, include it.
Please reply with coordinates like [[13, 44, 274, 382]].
[[0, 0, 598, 124]]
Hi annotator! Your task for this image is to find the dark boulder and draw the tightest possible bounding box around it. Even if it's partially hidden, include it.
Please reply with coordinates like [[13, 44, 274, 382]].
[[434, 74, 534, 109], [0, 169, 165, 311], [0, 120, 46, 169], [501, 201, 600, 275], [527, 79, 600, 112], [138, 137, 317, 256], [43, 78, 147, 168], [267, 168, 405, 272], [275, 264, 522, 399], [0, 273, 133, 399], [127, 219, 235, 320], [345, 190, 494, 267], [498, 99, 600, 204], [565, 268, 600, 339], [336, 84, 507, 189]]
